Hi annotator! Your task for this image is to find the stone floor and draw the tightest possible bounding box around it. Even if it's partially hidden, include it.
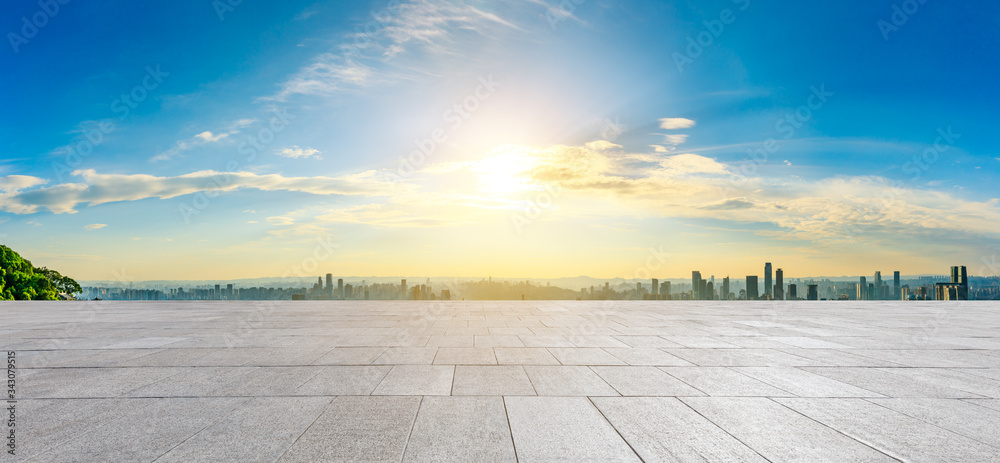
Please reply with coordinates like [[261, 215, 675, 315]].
[[2, 300, 1000, 462]]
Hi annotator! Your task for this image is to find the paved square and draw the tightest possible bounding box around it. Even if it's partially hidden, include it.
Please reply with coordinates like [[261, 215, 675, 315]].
[[3, 300, 1000, 461]]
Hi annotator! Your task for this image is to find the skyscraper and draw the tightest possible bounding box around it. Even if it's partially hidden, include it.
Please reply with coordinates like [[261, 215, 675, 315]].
[[874, 271, 882, 300], [746, 276, 759, 300], [326, 273, 333, 290], [337, 278, 344, 300], [705, 281, 714, 300], [787, 283, 797, 300], [893, 271, 901, 300], [661, 281, 671, 300], [400, 279, 407, 300], [692, 271, 702, 300], [722, 277, 730, 300], [764, 263, 773, 298], [698, 279, 708, 301], [807, 284, 818, 300], [774, 268, 784, 300], [651, 279, 659, 299], [858, 276, 867, 300]]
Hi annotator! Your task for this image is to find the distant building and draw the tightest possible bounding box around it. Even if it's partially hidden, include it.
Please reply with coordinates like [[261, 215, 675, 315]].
[[807, 284, 818, 301], [722, 277, 730, 300], [651, 279, 659, 298], [764, 263, 773, 298], [661, 281, 671, 300], [937, 266, 968, 300], [338, 278, 344, 300], [858, 276, 868, 300], [705, 281, 714, 300], [746, 276, 759, 300], [893, 271, 901, 300], [692, 271, 702, 300], [774, 268, 784, 300], [787, 283, 797, 300]]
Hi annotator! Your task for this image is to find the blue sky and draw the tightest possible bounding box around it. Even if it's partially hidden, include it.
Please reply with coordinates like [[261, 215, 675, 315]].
[[2, 0, 999, 281]]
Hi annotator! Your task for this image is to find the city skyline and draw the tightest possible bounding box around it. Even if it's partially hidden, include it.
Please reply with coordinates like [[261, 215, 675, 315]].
[[3, 1, 1000, 281]]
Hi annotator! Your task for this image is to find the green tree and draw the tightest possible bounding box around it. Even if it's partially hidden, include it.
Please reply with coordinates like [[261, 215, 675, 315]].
[[0, 245, 77, 300]]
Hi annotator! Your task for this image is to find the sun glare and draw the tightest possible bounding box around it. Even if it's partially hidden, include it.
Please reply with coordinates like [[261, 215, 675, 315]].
[[473, 146, 538, 195]]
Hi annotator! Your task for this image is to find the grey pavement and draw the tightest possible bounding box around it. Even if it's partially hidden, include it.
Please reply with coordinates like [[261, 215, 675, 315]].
[[2, 300, 1000, 462]]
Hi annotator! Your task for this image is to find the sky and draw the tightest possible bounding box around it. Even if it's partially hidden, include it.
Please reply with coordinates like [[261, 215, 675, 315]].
[[2, 0, 999, 281]]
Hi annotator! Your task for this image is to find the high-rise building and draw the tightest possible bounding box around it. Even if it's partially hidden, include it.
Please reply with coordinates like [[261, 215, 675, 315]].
[[746, 276, 759, 300], [893, 271, 901, 299], [400, 279, 407, 300], [874, 271, 882, 300], [698, 279, 708, 301], [764, 263, 773, 298], [807, 284, 818, 300], [337, 278, 344, 300], [774, 268, 784, 300], [661, 281, 671, 300], [722, 277, 730, 300], [787, 283, 797, 300], [858, 276, 868, 300], [326, 274, 333, 290], [705, 281, 714, 300], [651, 279, 659, 299], [692, 271, 702, 300], [214, 284, 221, 300], [636, 282, 642, 296]]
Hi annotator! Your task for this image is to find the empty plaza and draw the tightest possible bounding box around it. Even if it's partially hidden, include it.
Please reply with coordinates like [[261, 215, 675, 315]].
[[3, 300, 1000, 462]]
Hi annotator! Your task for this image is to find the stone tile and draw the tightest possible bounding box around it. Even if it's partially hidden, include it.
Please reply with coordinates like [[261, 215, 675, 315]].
[[311, 347, 386, 365], [777, 398, 999, 462], [452, 366, 536, 396], [547, 347, 626, 365], [473, 335, 525, 347], [602, 348, 693, 366], [278, 396, 420, 462], [372, 347, 439, 365], [372, 365, 455, 395], [666, 348, 827, 367], [868, 398, 1000, 448], [682, 397, 897, 462], [493, 347, 560, 365], [661, 367, 792, 397], [592, 366, 705, 396], [433, 347, 497, 365], [802, 367, 982, 398], [156, 397, 332, 462], [519, 335, 577, 347], [214, 366, 323, 396], [612, 335, 684, 348], [523, 366, 620, 396], [294, 366, 391, 395], [403, 397, 516, 462], [33, 397, 246, 462], [424, 335, 475, 347], [593, 397, 768, 462], [734, 367, 883, 397], [566, 335, 631, 348], [505, 397, 641, 462]]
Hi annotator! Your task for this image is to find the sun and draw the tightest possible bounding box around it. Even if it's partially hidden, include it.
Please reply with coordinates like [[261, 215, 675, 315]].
[[473, 146, 539, 195]]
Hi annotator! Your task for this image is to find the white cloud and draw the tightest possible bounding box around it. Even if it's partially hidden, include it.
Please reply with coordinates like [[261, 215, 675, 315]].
[[0, 169, 406, 214], [585, 140, 622, 151], [151, 119, 257, 162], [650, 145, 668, 153], [276, 146, 322, 159], [658, 118, 696, 130], [0, 175, 47, 193], [267, 216, 295, 226], [84, 224, 107, 231], [662, 134, 689, 146]]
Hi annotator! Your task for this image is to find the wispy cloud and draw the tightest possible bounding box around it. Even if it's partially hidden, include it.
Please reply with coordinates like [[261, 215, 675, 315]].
[[276, 146, 322, 159], [659, 118, 696, 130], [0, 169, 405, 214], [84, 223, 107, 231], [151, 119, 256, 162]]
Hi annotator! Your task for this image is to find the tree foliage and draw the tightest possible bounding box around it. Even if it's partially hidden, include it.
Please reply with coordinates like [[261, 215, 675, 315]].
[[0, 245, 81, 301]]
